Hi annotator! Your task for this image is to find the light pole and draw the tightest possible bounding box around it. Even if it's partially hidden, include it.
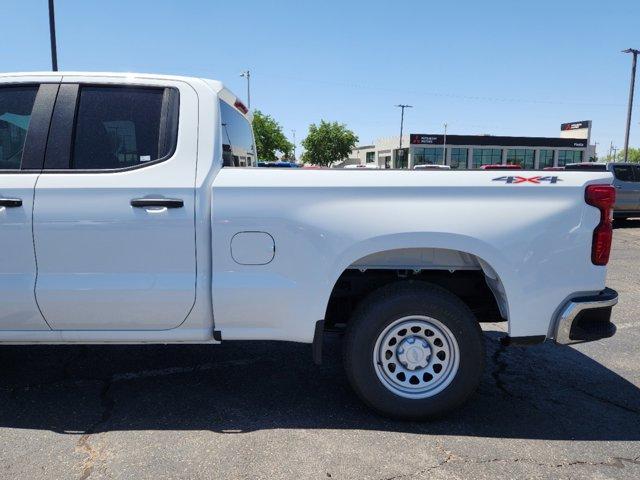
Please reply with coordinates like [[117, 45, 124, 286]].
[[240, 70, 251, 110], [622, 48, 639, 162], [48, 0, 58, 71], [442, 123, 448, 165], [291, 129, 296, 162], [395, 104, 412, 168]]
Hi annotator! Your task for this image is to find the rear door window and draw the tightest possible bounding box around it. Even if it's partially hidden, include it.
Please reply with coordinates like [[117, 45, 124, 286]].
[[632, 165, 640, 182], [0, 86, 38, 170], [613, 164, 635, 182], [220, 100, 256, 167], [71, 86, 178, 170]]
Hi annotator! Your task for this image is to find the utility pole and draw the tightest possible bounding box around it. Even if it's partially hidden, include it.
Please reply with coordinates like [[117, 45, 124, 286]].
[[240, 70, 251, 110], [291, 129, 296, 162], [442, 123, 448, 165], [48, 0, 58, 71], [622, 48, 639, 162], [395, 104, 412, 168]]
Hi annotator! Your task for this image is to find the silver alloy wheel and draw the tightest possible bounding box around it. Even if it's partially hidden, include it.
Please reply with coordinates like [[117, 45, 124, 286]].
[[373, 315, 460, 399]]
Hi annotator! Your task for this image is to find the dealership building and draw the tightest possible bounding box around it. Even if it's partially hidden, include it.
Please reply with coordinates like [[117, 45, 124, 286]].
[[347, 121, 596, 169]]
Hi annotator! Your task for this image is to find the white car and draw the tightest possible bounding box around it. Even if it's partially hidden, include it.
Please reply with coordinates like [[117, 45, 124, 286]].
[[0, 72, 618, 419], [343, 164, 381, 169], [413, 164, 451, 170]]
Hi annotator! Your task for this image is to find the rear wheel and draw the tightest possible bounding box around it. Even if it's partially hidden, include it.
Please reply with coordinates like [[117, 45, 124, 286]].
[[343, 281, 485, 420]]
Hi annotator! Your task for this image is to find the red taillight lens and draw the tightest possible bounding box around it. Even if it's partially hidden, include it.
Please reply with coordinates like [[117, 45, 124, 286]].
[[591, 224, 613, 265], [585, 185, 616, 210], [234, 99, 248, 114], [585, 185, 616, 266]]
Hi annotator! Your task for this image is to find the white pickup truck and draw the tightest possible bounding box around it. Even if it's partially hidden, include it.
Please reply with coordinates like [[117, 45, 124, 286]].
[[0, 72, 619, 419]]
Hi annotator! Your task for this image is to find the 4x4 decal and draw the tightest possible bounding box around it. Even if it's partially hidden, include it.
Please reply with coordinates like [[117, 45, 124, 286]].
[[492, 176, 561, 184]]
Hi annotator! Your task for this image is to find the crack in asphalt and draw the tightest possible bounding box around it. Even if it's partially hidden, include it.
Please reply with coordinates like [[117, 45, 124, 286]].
[[2, 344, 638, 478], [488, 341, 545, 413], [380, 453, 640, 478], [490, 341, 510, 397], [380, 442, 455, 480], [5, 347, 89, 397], [471, 455, 640, 470], [75, 378, 114, 480], [0, 356, 270, 393], [0, 355, 272, 479], [488, 340, 640, 420], [572, 385, 640, 415]]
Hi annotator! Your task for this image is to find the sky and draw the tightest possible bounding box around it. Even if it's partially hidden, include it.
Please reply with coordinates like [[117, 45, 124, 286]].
[[2, 0, 639, 157]]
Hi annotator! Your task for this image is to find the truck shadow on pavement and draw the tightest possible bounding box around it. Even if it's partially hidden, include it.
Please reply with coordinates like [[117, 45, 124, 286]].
[[0, 331, 638, 441]]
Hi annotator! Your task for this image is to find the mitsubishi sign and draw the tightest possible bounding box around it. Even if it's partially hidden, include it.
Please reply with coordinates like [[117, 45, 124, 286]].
[[560, 120, 591, 141]]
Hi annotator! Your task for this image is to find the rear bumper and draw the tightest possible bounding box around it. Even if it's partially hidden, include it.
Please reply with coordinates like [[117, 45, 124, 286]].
[[553, 288, 618, 345]]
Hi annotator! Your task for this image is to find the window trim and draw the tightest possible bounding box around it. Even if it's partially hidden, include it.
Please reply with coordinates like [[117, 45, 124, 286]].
[[41, 83, 180, 173], [0, 83, 58, 173]]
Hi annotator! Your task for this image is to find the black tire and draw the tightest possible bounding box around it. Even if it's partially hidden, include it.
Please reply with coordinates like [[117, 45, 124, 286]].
[[343, 281, 485, 420]]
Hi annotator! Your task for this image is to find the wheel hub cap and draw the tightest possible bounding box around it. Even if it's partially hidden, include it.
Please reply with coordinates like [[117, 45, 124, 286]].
[[397, 336, 431, 370], [372, 315, 460, 399]]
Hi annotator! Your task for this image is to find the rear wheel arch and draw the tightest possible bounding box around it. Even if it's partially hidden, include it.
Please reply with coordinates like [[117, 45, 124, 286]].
[[323, 246, 510, 331]]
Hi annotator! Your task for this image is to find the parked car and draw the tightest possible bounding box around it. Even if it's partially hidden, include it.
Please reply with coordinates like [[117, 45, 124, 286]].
[[0, 72, 619, 420], [344, 164, 381, 169], [565, 163, 640, 219], [480, 164, 523, 170], [258, 161, 300, 168], [413, 164, 451, 170]]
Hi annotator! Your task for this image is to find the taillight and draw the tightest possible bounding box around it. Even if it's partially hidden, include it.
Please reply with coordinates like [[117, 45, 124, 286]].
[[585, 184, 616, 266], [234, 99, 249, 114]]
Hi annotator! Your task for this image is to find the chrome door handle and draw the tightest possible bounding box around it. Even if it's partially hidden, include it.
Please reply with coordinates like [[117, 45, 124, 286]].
[[0, 198, 22, 207], [130, 198, 184, 208]]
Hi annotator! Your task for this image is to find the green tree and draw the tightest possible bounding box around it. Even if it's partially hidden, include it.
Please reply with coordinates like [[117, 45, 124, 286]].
[[622, 148, 640, 163], [601, 148, 640, 163], [252, 110, 293, 161], [301, 120, 359, 166]]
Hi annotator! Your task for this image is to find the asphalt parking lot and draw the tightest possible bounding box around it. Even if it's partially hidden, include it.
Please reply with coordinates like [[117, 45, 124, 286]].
[[1, 222, 639, 479]]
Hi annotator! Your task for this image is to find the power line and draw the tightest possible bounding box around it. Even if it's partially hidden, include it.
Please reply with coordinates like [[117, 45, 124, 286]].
[[267, 74, 625, 108]]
